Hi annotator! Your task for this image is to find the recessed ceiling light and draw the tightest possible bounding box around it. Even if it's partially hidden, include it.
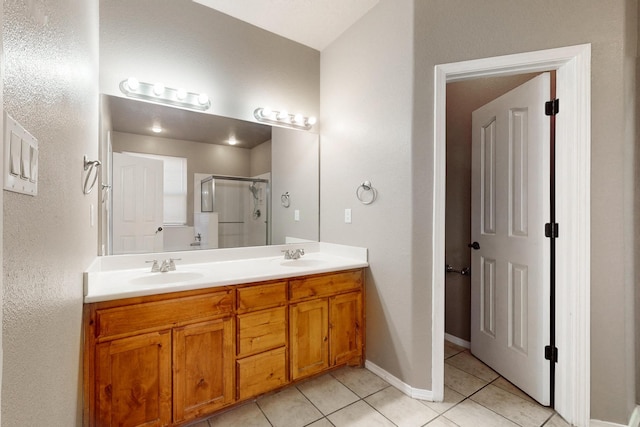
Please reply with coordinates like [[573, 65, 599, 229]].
[[227, 137, 237, 145], [151, 125, 162, 133]]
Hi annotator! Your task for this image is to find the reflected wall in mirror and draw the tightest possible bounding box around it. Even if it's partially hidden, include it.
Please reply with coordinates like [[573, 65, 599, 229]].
[[98, 0, 321, 256], [100, 95, 319, 255]]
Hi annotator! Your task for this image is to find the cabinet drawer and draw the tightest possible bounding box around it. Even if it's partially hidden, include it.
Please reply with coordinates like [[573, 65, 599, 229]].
[[289, 270, 363, 301], [237, 282, 287, 313], [96, 290, 233, 339], [237, 347, 287, 400], [237, 307, 286, 357]]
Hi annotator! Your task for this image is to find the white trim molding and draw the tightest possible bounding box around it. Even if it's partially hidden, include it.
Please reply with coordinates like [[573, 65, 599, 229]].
[[365, 360, 433, 401], [432, 44, 591, 426], [445, 334, 470, 349], [628, 405, 640, 427]]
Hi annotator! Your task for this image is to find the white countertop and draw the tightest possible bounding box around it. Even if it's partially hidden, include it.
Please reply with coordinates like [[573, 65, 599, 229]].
[[84, 242, 368, 303]]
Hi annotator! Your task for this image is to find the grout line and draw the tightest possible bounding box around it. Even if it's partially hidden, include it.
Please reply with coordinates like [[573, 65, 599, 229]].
[[360, 398, 400, 427], [255, 402, 274, 427], [540, 412, 556, 426]]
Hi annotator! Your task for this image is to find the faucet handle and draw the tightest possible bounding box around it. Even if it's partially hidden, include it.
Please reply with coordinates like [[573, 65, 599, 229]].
[[169, 258, 181, 271], [281, 249, 292, 259], [146, 260, 160, 272]]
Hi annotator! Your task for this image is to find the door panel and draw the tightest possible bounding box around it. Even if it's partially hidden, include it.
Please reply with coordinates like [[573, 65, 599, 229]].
[[112, 153, 164, 254], [471, 72, 550, 405]]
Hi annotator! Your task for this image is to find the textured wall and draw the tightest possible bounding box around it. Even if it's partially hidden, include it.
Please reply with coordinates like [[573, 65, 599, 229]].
[[413, 0, 637, 423], [320, 0, 420, 387], [2, 0, 99, 424]]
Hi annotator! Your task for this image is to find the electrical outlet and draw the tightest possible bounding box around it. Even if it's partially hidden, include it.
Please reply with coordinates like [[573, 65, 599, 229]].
[[294, 210, 300, 221], [345, 208, 352, 224]]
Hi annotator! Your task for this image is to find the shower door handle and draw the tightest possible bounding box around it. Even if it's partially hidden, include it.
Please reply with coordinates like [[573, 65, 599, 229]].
[[468, 242, 480, 250]]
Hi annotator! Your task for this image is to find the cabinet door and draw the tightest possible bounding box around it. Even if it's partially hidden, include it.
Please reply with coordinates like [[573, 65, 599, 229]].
[[173, 318, 234, 424], [290, 299, 329, 380], [96, 331, 172, 427], [330, 291, 363, 365]]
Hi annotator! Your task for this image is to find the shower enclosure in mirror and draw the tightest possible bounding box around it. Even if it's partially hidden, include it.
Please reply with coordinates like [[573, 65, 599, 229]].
[[199, 175, 271, 249]]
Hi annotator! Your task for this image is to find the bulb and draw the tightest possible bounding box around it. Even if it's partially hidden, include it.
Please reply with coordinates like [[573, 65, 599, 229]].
[[261, 107, 273, 118], [307, 116, 317, 126], [198, 93, 209, 105], [176, 88, 187, 100], [126, 77, 139, 92], [294, 114, 305, 125], [277, 110, 289, 121], [153, 82, 165, 96]]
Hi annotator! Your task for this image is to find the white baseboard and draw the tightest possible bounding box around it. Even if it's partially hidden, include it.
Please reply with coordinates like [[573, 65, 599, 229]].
[[365, 360, 433, 401], [444, 333, 470, 349], [628, 405, 640, 427], [591, 406, 640, 427]]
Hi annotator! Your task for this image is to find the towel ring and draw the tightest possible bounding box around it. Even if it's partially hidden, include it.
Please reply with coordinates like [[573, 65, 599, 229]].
[[83, 156, 102, 195], [356, 181, 377, 205], [281, 192, 291, 208]]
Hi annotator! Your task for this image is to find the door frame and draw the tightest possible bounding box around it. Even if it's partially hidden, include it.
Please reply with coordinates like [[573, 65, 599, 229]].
[[431, 44, 591, 426]]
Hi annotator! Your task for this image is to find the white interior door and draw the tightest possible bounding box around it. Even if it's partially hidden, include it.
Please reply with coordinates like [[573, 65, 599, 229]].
[[112, 152, 164, 254], [470, 73, 551, 405]]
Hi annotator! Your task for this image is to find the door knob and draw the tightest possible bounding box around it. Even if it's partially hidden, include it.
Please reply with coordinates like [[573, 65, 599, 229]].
[[155, 227, 163, 234], [468, 242, 480, 250]]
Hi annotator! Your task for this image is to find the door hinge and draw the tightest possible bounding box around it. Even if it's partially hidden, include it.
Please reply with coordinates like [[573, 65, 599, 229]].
[[545, 99, 559, 116], [545, 223, 559, 238], [545, 345, 558, 363]]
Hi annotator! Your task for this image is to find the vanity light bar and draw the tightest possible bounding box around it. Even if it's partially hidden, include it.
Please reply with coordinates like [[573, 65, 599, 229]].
[[119, 77, 211, 111], [254, 107, 316, 130]]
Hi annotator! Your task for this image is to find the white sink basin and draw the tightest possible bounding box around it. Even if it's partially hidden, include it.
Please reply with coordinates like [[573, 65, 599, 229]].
[[280, 259, 326, 268], [129, 271, 205, 286]]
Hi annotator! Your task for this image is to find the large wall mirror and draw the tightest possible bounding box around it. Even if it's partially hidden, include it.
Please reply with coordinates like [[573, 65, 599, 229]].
[[98, 0, 320, 255]]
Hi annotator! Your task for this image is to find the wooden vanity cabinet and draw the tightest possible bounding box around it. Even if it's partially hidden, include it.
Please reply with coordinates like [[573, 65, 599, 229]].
[[289, 270, 364, 380], [84, 269, 364, 427], [84, 289, 235, 427], [235, 281, 288, 400]]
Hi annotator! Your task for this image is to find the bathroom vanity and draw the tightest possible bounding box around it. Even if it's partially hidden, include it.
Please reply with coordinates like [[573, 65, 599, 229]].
[[82, 244, 367, 427]]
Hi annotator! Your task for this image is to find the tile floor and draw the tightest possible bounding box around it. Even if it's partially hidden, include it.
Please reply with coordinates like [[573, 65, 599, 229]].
[[189, 341, 572, 427]]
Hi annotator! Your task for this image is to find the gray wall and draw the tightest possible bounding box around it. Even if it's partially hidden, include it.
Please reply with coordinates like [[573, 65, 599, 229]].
[[412, 0, 637, 423], [636, 0, 640, 408], [2, 0, 99, 425], [444, 74, 538, 343], [321, 0, 420, 386], [323, 0, 637, 423], [100, 0, 320, 126], [112, 131, 253, 226], [271, 127, 319, 244]]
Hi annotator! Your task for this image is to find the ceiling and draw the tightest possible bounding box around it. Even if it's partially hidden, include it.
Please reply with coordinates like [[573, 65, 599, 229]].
[[192, 0, 379, 51], [107, 96, 272, 149]]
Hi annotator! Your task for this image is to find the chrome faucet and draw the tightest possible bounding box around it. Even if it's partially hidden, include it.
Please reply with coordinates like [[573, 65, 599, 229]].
[[282, 249, 305, 260], [146, 258, 181, 273]]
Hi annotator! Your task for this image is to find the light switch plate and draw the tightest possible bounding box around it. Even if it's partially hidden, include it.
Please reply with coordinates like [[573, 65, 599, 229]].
[[294, 209, 300, 221], [345, 208, 352, 224], [4, 112, 38, 196]]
